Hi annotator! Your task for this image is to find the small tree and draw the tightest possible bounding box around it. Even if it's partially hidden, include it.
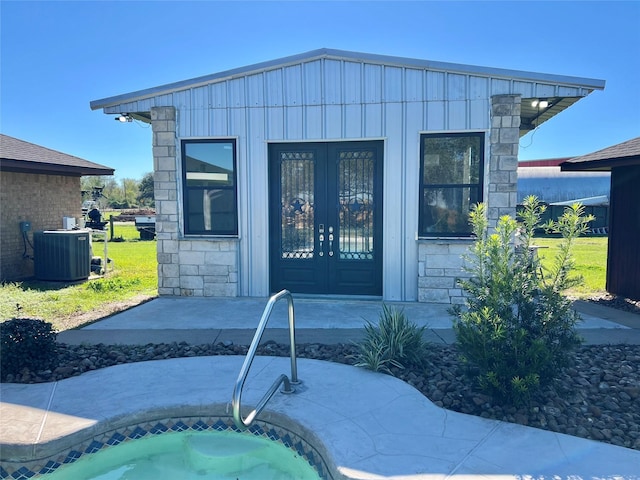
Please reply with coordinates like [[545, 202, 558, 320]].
[[137, 172, 155, 207], [451, 196, 594, 403]]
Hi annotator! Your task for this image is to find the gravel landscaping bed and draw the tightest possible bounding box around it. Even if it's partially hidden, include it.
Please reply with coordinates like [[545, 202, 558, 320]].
[[589, 294, 640, 315], [4, 341, 639, 451]]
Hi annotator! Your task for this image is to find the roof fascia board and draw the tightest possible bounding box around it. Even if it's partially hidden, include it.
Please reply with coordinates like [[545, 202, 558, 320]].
[[560, 157, 640, 172], [0, 159, 114, 176], [90, 48, 606, 111]]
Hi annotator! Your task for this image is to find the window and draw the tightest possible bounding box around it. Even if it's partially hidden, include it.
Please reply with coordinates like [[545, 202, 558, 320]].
[[419, 132, 484, 237], [182, 139, 238, 235]]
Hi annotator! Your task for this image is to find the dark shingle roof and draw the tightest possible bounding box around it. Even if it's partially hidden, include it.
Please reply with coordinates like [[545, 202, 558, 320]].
[[0, 134, 114, 176], [561, 137, 640, 172]]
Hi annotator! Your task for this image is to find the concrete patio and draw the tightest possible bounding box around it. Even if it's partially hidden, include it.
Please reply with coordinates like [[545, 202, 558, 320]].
[[1, 296, 639, 478]]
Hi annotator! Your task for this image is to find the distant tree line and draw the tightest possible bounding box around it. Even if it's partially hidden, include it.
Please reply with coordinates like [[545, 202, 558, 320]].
[[81, 172, 154, 209]]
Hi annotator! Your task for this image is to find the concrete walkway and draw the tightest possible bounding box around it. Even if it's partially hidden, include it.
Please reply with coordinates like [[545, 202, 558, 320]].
[[57, 296, 640, 346]]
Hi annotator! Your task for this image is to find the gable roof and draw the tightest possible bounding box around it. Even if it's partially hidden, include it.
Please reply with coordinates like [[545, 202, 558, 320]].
[[560, 137, 640, 172], [90, 48, 605, 135], [0, 134, 114, 176], [90, 48, 606, 111]]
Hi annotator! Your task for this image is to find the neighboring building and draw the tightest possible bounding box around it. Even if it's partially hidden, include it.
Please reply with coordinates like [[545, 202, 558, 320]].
[[561, 137, 640, 300], [0, 134, 114, 281], [517, 158, 610, 230], [90, 48, 605, 303], [517, 158, 610, 204]]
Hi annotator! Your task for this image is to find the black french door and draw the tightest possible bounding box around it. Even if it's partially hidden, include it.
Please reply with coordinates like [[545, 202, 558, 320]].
[[269, 141, 383, 295]]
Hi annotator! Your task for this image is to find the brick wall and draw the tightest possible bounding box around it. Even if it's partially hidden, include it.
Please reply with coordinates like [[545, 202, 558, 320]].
[[151, 106, 239, 297], [417, 94, 521, 303], [0, 171, 82, 280]]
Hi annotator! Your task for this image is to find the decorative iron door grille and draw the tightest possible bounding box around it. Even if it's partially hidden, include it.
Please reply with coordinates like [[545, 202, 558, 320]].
[[269, 142, 383, 295]]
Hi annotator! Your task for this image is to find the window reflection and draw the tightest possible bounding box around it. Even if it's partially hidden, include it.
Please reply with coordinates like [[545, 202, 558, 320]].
[[419, 133, 484, 236], [182, 140, 237, 235]]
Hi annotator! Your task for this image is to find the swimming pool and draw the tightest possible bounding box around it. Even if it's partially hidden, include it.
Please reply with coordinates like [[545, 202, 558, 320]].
[[3, 413, 332, 479], [40, 430, 321, 479]]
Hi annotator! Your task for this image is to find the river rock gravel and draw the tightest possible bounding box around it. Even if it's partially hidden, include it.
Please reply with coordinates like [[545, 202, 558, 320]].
[[4, 341, 639, 451]]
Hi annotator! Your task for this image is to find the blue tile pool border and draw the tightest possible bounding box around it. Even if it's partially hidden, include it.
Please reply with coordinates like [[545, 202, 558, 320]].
[[0, 415, 334, 479]]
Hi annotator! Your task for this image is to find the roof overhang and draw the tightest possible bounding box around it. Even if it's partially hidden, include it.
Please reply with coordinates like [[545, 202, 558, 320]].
[[0, 159, 114, 176], [90, 48, 606, 126], [560, 157, 640, 172], [519, 97, 585, 137]]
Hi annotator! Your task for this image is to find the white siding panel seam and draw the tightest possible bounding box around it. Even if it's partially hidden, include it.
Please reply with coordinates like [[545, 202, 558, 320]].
[[303, 62, 318, 138], [302, 62, 308, 109], [468, 77, 473, 130], [134, 64, 588, 143], [401, 99, 408, 298], [444, 73, 450, 130], [104, 67, 595, 121], [225, 93, 233, 136], [360, 91, 367, 137], [340, 60, 346, 138], [319, 60, 326, 138]]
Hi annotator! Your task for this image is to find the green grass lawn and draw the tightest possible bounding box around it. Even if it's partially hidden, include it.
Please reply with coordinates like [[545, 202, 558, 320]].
[[0, 224, 158, 331], [534, 236, 608, 297], [0, 229, 609, 331]]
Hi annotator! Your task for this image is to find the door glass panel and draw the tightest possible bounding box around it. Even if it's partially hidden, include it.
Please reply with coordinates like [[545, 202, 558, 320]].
[[280, 152, 315, 259], [338, 150, 375, 260]]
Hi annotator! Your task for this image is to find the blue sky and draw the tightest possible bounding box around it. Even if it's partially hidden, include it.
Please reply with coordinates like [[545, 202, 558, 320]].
[[1, 1, 639, 181]]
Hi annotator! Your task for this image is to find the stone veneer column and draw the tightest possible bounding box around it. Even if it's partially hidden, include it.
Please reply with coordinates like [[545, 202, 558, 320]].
[[150, 106, 239, 298], [488, 95, 521, 227], [417, 95, 521, 304], [150, 107, 180, 296]]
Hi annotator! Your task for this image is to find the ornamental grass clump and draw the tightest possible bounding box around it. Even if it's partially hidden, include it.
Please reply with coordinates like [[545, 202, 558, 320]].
[[451, 196, 593, 404], [354, 304, 427, 374]]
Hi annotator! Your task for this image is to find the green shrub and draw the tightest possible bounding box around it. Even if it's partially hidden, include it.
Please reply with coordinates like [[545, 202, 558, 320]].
[[1, 318, 58, 379], [451, 197, 592, 404], [354, 305, 427, 373]]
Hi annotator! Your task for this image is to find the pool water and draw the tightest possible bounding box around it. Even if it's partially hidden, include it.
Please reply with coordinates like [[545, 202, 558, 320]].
[[42, 430, 321, 479]]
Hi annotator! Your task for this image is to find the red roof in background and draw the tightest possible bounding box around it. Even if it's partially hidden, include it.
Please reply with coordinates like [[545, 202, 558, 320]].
[[518, 158, 572, 167]]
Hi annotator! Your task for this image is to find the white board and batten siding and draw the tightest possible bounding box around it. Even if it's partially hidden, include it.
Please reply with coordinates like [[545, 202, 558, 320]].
[[99, 51, 596, 301]]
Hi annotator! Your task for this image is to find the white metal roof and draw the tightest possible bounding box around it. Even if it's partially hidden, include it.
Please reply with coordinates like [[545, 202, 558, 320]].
[[90, 48, 606, 112]]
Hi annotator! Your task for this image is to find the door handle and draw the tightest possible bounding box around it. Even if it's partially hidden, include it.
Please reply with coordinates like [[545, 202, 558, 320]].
[[328, 226, 334, 257], [318, 224, 325, 257]]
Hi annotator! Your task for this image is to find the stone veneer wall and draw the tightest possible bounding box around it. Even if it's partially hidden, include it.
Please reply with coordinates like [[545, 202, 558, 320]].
[[151, 106, 238, 297], [486, 94, 521, 227], [417, 241, 470, 303], [417, 94, 521, 303]]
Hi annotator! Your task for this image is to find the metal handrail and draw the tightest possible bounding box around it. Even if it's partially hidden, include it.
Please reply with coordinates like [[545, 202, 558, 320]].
[[232, 289, 300, 429]]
